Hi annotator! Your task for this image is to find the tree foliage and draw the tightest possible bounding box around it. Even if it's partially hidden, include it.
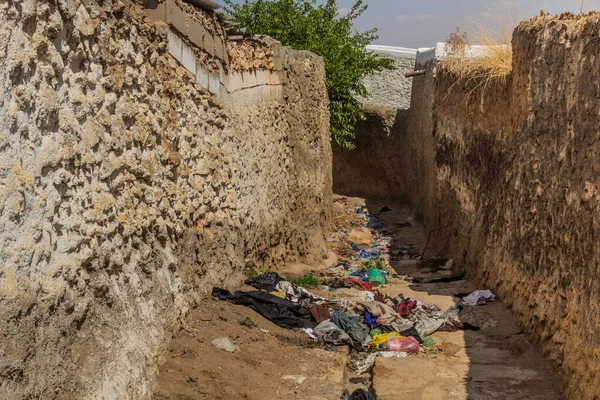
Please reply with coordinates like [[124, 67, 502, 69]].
[[223, 0, 395, 149]]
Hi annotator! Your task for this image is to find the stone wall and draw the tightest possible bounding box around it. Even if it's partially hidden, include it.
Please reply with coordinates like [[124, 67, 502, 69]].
[[358, 45, 416, 110], [226, 45, 332, 269], [404, 15, 600, 399], [0, 0, 331, 398]]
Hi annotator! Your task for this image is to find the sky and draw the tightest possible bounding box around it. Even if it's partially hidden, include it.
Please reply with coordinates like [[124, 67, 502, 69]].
[[220, 0, 600, 48]]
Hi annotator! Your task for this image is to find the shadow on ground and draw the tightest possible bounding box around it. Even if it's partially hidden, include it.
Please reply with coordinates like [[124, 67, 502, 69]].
[[361, 197, 564, 400]]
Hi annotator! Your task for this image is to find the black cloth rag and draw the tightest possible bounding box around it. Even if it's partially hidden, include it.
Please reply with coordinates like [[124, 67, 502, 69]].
[[342, 388, 376, 400], [244, 272, 285, 292], [212, 288, 316, 329]]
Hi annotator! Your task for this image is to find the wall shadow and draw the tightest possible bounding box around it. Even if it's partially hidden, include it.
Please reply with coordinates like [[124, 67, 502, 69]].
[[362, 197, 565, 399], [332, 107, 410, 202]]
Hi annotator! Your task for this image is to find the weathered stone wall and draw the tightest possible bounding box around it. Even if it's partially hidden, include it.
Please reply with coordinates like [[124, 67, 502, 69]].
[[227, 44, 332, 268], [404, 16, 600, 399], [358, 46, 416, 110], [332, 106, 409, 201], [0, 0, 331, 398]]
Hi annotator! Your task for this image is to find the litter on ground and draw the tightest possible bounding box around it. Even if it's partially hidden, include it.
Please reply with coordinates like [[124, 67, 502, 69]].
[[209, 201, 486, 398]]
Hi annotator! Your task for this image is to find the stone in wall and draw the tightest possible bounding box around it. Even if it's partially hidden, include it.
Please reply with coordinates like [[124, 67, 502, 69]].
[[227, 36, 277, 73], [0, 0, 331, 398]]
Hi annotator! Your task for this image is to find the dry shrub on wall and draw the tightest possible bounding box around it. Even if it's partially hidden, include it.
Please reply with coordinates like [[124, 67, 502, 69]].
[[440, 20, 513, 96]]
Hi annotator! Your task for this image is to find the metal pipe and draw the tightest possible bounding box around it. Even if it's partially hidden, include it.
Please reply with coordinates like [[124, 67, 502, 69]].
[[405, 69, 426, 78]]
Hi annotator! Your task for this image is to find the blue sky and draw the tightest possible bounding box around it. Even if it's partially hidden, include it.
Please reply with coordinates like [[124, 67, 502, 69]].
[[221, 0, 600, 48]]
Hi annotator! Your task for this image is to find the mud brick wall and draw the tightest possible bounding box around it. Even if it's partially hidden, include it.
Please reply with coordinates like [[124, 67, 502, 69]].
[[405, 16, 600, 399], [0, 0, 331, 398], [332, 106, 410, 201]]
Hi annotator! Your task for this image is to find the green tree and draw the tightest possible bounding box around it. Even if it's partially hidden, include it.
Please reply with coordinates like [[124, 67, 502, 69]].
[[223, 0, 395, 149]]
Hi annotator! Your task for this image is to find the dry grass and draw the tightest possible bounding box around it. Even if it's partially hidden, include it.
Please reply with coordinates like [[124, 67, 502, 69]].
[[441, 19, 514, 94]]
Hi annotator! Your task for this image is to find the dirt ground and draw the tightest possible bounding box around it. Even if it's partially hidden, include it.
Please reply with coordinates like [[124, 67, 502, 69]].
[[154, 195, 564, 399], [152, 296, 347, 400]]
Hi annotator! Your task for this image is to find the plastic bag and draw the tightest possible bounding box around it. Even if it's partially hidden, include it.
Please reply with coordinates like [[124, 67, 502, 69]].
[[386, 336, 420, 354], [369, 332, 401, 349]]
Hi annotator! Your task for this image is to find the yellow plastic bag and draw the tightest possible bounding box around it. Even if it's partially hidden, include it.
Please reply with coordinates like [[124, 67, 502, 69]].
[[270, 290, 285, 299], [369, 332, 403, 349]]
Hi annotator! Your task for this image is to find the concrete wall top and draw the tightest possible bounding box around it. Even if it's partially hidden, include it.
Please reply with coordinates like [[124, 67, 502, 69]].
[[367, 45, 417, 59]]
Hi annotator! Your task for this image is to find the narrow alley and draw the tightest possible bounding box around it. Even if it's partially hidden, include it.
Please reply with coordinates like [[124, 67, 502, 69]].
[[153, 196, 563, 399], [4, 0, 598, 398]]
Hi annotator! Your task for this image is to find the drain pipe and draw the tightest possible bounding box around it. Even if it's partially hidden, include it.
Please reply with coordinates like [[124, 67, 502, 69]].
[[405, 69, 426, 78]]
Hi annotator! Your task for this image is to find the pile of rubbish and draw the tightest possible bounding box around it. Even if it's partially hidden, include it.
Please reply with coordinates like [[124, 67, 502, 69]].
[[213, 269, 486, 375], [212, 201, 496, 389]]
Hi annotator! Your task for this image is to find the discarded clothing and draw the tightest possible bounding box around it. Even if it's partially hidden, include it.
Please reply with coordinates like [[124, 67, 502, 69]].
[[462, 290, 496, 306], [342, 388, 376, 400], [413, 305, 462, 337], [399, 326, 424, 344], [276, 280, 326, 304], [275, 281, 348, 310], [378, 351, 409, 358], [362, 311, 378, 329], [212, 288, 315, 329], [325, 277, 354, 289], [344, 278, 373, 292], [245, 272, 284, 292], [309, 305, 331, 324], [331, 310, 371, 345], [397, 298, 418, 317], [348, 352, 378, 375], [313, 320, 351, 345], [356, 300, 413, 332]]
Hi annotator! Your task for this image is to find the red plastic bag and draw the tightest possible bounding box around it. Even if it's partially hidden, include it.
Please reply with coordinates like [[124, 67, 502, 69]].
[[386, 336, 420, 354]]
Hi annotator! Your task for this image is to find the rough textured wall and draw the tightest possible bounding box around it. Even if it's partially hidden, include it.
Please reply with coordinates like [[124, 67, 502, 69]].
[[404, 16, 600, 399], [0, 0, 331, 398], [332, 47, 417, 201], [332, 106, 409, 200], [227, 45, 332, 268], [358, 47, 416, 110]]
